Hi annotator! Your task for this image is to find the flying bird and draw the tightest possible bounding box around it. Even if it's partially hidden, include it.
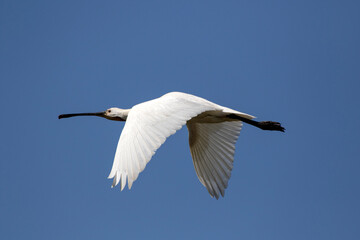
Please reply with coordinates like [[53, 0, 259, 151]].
[[59, 92, 284, 199]]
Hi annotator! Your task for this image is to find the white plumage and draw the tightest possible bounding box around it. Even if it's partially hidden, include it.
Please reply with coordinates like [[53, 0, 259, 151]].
[[59, 92, 284, 199], [108, 92, 254, 199]]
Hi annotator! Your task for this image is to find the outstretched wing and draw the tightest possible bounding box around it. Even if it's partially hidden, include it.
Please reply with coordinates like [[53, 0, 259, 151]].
[[187, 121, 243, 199], [108, 92, 218, 190]]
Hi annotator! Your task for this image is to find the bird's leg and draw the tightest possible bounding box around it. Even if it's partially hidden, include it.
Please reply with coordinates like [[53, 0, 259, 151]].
[[226, 114, 285, 132]]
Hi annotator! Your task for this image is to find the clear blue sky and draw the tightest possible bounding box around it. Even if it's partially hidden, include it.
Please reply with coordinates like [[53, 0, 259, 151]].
[[1, 0, 359, 239]]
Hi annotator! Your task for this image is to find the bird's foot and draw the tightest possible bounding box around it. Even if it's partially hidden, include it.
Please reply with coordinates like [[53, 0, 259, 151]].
[[258, 121, 285, 132]]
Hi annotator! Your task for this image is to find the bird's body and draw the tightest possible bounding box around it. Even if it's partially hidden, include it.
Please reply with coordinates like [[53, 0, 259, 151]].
[[59, 92, 284, 199]]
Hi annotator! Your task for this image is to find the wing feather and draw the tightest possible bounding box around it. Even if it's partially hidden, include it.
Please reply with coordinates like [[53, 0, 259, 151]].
[[195, 126, 227, 196], [187, 120, 243, 198], [193, 135, 219, 197], [108, 93, 219, 190]]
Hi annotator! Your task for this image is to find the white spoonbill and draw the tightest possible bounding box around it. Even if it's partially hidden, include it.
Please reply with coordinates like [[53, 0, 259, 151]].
[[59, 92, 284, 199]]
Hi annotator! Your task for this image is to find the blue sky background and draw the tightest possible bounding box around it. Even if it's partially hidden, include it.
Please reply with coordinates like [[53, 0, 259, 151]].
[[1, 0, 360, 239]]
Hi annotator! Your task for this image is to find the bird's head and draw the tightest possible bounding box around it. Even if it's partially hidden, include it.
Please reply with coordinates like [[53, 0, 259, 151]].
[[58, 107, 129, 121], [103, 107, 128, 121]]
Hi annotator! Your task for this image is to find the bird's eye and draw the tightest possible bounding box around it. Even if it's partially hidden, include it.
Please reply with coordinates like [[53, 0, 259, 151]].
[[108, 110, 111, 113]]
